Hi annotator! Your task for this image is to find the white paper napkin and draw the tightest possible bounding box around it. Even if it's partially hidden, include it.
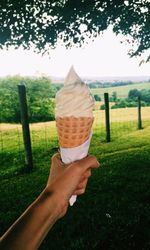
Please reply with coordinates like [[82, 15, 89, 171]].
[[60, 132, 92, 206]]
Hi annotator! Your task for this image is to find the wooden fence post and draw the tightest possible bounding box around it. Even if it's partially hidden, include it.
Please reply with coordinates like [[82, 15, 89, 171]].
[[18, 84, 33, 171], [137, 95, 142, 129], [104, 93, 111, 142]]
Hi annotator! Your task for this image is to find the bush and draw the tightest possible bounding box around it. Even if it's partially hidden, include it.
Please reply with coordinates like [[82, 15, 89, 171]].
[[126, 101, 137, 107], [100, 104, 105, 110], [94, 94, 101, 101], [111, 98, 150, 109], [111, 99, 127, 108]]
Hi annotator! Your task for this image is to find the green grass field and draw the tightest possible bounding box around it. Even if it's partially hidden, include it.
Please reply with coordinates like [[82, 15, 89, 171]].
[[91, 82, 150, 99], [0, 110, 150, 249], [0, 106, 150, 177]]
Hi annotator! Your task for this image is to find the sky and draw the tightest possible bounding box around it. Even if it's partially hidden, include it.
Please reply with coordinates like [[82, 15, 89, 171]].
[[0, 28, 149, 78]]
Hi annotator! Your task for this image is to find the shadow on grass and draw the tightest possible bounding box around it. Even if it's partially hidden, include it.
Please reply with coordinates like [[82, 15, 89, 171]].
[[0, 127, 150, 250]]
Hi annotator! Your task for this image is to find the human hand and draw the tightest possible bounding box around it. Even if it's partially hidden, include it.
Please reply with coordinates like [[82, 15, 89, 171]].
[[46, 153, 100, 218]]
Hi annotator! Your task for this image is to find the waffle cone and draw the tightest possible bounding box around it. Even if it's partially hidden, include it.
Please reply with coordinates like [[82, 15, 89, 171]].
[[56, 116, 94, 148]]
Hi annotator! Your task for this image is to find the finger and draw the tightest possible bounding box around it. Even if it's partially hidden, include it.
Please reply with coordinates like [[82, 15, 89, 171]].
[[86, 156, 100, 169], [73, 188, 85, 196], [80, 169, 91, 182], [83, 169, 91, 178], [73, 155, 100, 173], [77, 178, 88, 190], [75, 177, 89, 194]]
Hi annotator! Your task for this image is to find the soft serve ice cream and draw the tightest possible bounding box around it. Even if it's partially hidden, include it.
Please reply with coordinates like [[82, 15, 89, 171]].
[[55, 66, 95, 205], [55, 66, 94, 118]]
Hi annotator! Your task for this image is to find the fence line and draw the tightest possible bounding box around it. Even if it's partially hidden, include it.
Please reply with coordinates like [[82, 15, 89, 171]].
[[0, 90, 150, 174]]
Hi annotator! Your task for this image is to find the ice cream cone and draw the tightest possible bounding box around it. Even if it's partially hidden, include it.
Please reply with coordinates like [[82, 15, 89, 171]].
[[55, 66, 95, 206], [56, 116, 94, 148]]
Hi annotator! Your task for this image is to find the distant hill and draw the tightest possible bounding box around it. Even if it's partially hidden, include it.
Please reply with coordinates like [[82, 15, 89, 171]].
[[91, 82, 150, 99], [84, 75, 150, 83], [51, 75, 150, 84]]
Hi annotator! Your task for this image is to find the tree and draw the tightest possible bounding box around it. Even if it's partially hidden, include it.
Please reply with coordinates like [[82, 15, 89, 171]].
[[0, 76, 21, 122], [111, 91, 117, 102], [140, 89, 150, 102], [0, 76, 56, 123], [128, 89, 140, 100], [0, 0, 149, 58]]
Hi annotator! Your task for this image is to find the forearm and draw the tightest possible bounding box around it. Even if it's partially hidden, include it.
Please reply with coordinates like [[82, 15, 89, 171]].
[[0, 188, 60, 250]]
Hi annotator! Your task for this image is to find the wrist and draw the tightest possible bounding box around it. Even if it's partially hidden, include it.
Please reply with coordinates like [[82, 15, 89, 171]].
[[44, 186, 68, 219]]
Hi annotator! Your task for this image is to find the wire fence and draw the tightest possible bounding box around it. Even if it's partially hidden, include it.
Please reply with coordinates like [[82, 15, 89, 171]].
[[0, 92, 150, 177]]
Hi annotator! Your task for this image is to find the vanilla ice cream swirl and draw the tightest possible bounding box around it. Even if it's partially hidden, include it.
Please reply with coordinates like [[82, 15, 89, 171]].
[[55, 82, 94, 117]]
